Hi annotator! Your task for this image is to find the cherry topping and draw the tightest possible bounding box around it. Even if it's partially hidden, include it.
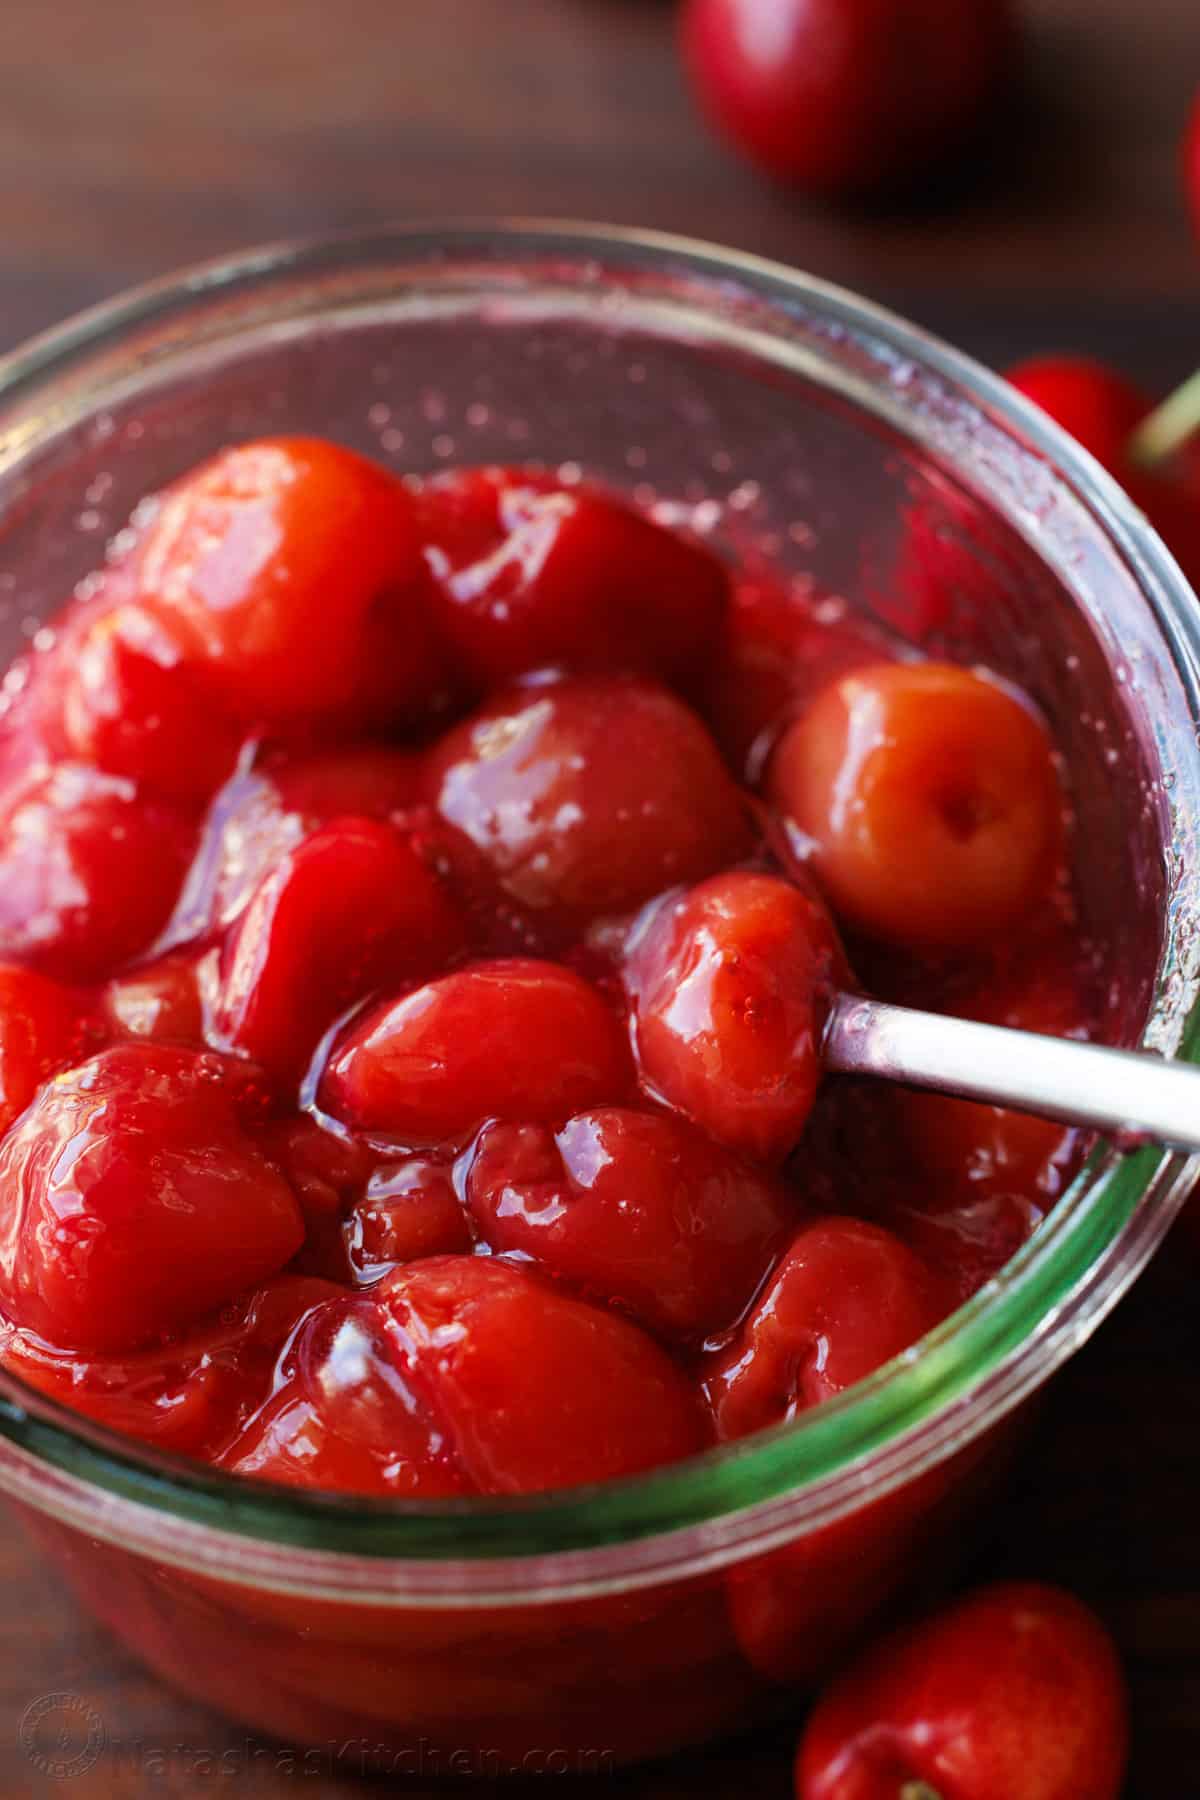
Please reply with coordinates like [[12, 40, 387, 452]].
[[0, 964, 95, 1134], [320, 958, 630, 1144], [375, 1256, 708, 1493], [770, 661, 1062, 949], [222, 1293, 470, 1497], [0, 764, 193, 981], [345, 1158, 472, 1280], [625, 871, 842, 1164], [0, 1044, 304, 1353], [127, 437, 437, 724], [415, 467, 728, 688], [0, 1275, 338, 1458], [703, 1217, 947, 1439], [467, 1105, 796, 1342], [217, 817, 467, 1089], [428, 675, 753, 929]]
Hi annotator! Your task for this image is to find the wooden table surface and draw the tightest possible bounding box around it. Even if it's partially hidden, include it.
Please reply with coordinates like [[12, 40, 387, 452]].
[[0, 1, 1196, 1794]]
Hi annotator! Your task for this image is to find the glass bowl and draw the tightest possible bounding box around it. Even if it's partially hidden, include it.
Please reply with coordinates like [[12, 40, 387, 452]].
[[0, 222, 1197, 1770]]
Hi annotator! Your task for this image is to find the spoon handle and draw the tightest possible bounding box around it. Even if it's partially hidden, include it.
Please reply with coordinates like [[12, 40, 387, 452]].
[[825, 993, 1200, 1155]]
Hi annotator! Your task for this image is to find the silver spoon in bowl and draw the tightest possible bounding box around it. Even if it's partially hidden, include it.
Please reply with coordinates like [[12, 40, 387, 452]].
[[825, 993, 1200, 1153]]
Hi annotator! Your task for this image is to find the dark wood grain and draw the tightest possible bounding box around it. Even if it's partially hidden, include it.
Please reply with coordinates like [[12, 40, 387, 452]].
[[0, 1, 1196, 1795]]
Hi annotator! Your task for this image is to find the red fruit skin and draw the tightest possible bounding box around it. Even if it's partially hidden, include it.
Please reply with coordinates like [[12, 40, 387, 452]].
[[375, 1255, 708, 1493], [0, 1044, 304, 1354], [795, 1581, 1129, 1800], [0, 964, 96, 1134], [320, 958, 631, 1145], [0, 1275, 339, 1459], [105, 950, 209, 1046], [1187, 90, 1200, 243], [769, 661, 1062, 950], [625, 871, 841, 1165], [250, 1113, 377, 1283], [703, 1217, 947, 1437], [709, 1218, 952, 1686], [222, 1294, 472, 1498], [0, 764, 194, 981], [1006, 357, 1150, 477], [38, 596, 243, 804], [1007, 355, 1200, 594], [415, 467, 729, 689], [427, 674, 753, 930], [466, 1106, 796, 1342], [176, 743, 424, 937], [127, 437, 439, 724], [680, 0, 1015, 197], [216, 817, 467, 1089], [345, 1157, 472, 1281]]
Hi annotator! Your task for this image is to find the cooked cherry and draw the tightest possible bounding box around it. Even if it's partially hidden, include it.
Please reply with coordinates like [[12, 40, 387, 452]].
[[0, 1044, 304, 1353], [625, 871, 841, 1164], [217, 818, 467, 1089], [222, 1293, 471, 1497], [0, 964, 94, 1134], [428, 675, 753, 928], [346, 1158, 472, 1281], [127, 437, 437, 723], [36, 593, 243, 803], [320, 958, 630, 1144], [415, 467, 728, 688], [177, 743, 424, 937], [770, 661, 1062, 948], [376, 1256, 708, 1493], [0, 763, 193, 981], [0, 1275, 338, 1458], [703, 1217, 947, 1439], [105, 950, 209, 1046], [0, 435, 1103, 1559], [250, 1114, 377, 1283], [467, 1106, 796, 1341]]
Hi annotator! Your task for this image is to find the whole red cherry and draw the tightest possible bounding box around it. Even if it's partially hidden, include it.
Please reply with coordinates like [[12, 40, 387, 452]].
[[1185, 88, 1200, 242], [795, 1580, 1128, 1800], [679, 0, 1016, 198], [1007, 355, 1200, 589]]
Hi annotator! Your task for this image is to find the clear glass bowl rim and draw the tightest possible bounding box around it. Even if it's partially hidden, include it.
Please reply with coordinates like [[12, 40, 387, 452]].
[[0, 219, 1197, 1607]]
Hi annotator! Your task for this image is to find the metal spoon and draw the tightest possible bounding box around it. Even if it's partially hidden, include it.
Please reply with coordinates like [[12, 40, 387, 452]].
[[825, 993, 1200, 1154]]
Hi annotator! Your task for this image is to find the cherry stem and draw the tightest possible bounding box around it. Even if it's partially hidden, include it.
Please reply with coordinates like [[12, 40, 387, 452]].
[[899, 1785, 942, 1800], [1128, 366, 1200, 470]]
